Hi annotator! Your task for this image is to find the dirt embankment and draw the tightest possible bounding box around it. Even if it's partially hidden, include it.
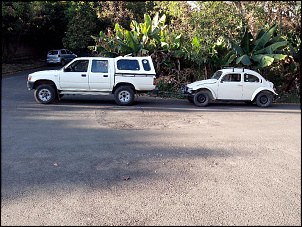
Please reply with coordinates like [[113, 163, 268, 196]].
[[2, 58, 47, 75]]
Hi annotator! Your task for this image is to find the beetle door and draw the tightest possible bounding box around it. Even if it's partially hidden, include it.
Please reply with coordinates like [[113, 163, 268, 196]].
[[242, 73, 262, 100], [217, 73, 243, 99]]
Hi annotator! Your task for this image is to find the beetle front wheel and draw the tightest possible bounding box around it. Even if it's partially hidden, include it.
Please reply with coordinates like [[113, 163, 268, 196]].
[[193, 91, 210, 107]]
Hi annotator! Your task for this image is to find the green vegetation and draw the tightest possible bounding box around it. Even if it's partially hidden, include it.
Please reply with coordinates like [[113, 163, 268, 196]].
[[2, 1, 300, 103]]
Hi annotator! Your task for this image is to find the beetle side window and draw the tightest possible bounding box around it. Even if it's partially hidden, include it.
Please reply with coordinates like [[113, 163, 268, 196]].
[[142, 59, 151, 71], [221, 73, 241, 82], [117, 60, 140, 70], [244, 74, 259, 82], [91, 60, 108, 73], [211, 70, 223, 79], [65, 60, 89, 72]]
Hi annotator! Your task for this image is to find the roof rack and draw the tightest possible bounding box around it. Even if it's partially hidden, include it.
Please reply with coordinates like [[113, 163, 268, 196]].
[[222, 67, 245, 72]]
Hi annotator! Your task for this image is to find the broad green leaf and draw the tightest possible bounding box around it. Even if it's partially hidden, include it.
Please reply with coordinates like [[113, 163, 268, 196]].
[[240, 27, 253, 54], [254, 41, 287, 54], [236, 54, 252, 66], [144, 14, 152, 28], [114, 23, 120, 32], [99, 31, 105, 39], [114, 39, 134, 53], [255, 28, 265, 40], [252, 54, 274, 68], [192, 37, 200, 48], [266, 34, 282, 46], [91, 35, 98, 41], [152, 12, 159, 28], [226, 53, 236, 65], [221, 50, 236, 66], [252, 24, 277, 52], [158, 14, 166, 27], [270, 54, 287, 62]]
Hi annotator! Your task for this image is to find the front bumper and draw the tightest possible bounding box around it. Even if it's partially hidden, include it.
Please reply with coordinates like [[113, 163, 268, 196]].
[[182, 85, 194, 97], [27, 81, 34, 90]]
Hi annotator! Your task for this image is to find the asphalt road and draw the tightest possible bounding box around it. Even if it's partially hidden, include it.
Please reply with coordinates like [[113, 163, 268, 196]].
[[1, 68, 301, 226]]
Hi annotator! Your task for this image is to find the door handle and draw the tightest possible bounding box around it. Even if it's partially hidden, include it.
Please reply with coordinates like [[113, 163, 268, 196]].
[[103, 75, 108, 77], [81, 74, 86, 77], [237, 84, 243, 86]]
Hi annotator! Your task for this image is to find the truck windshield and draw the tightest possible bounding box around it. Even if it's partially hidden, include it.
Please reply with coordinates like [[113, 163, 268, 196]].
[[211, 70, 223, 80]]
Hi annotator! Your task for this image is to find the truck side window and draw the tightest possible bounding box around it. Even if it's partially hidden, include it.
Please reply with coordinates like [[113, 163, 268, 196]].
[[117, 60, 140, 70], [65, 60, 89, 72], [142, 59, 151, 71], [91, 60, 108, 73], [244, 74, 259, 82]]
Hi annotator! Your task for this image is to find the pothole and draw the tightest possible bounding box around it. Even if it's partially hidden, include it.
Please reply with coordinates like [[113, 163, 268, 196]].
[[94, 108, 214, 130]]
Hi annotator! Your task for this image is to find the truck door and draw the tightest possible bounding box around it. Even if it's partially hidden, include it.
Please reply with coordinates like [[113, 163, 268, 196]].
[[89, 59, 111, 91], [217, 73, 243, 99], [59, 59, 89, 90]]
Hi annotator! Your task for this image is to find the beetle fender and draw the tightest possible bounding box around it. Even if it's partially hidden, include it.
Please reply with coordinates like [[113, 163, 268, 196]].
[[251, 87, 277, 101], [195, 86, 217, 100]]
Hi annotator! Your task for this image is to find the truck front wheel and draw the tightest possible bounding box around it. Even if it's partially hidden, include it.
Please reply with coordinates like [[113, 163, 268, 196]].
[[114, 86, 135, 106], [34, 84, 56, 104]]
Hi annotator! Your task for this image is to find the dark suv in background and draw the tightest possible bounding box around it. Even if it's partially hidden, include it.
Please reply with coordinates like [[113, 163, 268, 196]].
[[46, 49, 77, 65]]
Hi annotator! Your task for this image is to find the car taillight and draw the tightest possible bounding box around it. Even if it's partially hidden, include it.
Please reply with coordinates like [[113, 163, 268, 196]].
[[58, 55, 60, 57], [153, 78, 156, 85]]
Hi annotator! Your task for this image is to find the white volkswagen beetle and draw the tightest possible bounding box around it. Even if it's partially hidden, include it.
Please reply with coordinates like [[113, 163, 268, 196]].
[[184, 67, 278, 107]]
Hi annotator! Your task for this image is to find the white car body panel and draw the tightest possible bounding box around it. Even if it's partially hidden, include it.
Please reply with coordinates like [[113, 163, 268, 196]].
[[28, 56, 156, 95], [185, 68, 278, 102]]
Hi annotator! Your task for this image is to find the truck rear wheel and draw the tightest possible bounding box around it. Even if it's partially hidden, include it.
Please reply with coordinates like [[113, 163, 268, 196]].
[[114, 86, 135, 106], [34, 84, 56, 104]]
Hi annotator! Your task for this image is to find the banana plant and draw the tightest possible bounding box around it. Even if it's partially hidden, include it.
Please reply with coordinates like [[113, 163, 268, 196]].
[[90, 13, 168, 57], [223, 24, 288, 68]]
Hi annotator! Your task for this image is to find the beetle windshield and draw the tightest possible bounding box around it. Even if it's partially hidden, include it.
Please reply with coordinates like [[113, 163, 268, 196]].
[[211, 70, 223, 80]]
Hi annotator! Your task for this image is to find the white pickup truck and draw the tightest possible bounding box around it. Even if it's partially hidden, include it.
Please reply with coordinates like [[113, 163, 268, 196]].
[[27, 56, 156, 105]]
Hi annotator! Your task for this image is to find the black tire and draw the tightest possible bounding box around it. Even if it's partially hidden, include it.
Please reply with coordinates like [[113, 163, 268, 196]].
[[34, 84, 56, 104], [114, 86, 135, 106], [187, 96, 194, 103], [256, 91, 273, 107], [193, 90, 210, 107], [61, 59, 65, 66]]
